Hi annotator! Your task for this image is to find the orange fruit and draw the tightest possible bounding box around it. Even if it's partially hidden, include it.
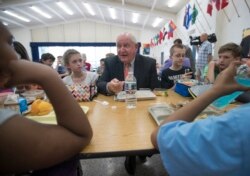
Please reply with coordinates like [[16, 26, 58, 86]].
[[30, 99, 52, 116], [30, 99, 41, 115], [38, 101, 52, 115]]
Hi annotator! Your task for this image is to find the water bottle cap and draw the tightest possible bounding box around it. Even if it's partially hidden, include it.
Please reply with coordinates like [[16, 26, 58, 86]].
[[237, 64, 249, 78]]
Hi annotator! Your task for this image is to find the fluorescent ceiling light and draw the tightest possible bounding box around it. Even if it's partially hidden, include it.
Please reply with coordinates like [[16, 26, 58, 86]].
[[56, 1, 73, 15], [82, 2, 95, 16], [152, 17, 162, 28], [109, 7, 116, 20], [132, 13, 139, 23], [30, 6, 52, 19], [3, 21, 8, 26], [167, 0, 178, 8], [3, 10, 30, 22]]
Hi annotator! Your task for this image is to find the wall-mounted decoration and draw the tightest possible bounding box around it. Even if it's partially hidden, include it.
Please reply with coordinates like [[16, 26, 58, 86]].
[[150, 20, 177, 47], [143, 43, 150, 55]]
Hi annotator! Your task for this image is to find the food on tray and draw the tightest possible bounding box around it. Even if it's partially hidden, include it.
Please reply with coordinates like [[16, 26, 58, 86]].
[[153, 88, 168, 96], [21, 90, 45, 99], [30, 99, 52, 116], [177, 79, 198, 87]]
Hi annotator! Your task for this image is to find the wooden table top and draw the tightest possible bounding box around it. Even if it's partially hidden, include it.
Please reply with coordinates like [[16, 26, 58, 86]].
[[79, 90, 192, 158]]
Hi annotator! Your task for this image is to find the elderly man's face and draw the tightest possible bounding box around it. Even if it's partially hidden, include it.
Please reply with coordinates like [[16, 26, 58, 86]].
[[116, 35, 138, 64]]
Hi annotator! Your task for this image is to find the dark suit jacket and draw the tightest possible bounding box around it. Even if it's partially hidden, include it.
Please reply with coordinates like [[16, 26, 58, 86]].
[[240, 35, 250, 58], [97, 54, 160, 95]]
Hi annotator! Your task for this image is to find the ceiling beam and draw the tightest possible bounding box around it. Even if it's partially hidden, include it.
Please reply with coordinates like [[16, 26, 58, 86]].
[[142, 0, 158, 29], [97, 5, 105, 22], [0, 15, 27, 28], [41, 2, 66, 22], [0, 0, 51, 8], [90, 0, 175, 19], [11, 6, 48, 26], [71, 0, 86, 18]]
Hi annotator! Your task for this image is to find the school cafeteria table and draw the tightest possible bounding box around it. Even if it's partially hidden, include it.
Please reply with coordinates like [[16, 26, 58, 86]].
[[79, 90, 192, 174], [27, 89, 238, 174]]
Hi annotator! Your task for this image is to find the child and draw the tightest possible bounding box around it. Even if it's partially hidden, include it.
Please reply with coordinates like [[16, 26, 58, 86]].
[[0, 22, 92, 175], [161, 44, 193, 89], [39, 53, 55, 67], [151, 61, 250, 176], [63, 49, 98, 86], [56, 55, 68, 78], [63, 49, 98, 101], [206, 43, 241, 83]]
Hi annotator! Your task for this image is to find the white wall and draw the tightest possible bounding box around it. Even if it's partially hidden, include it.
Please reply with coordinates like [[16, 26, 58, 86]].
[[10, 21, 156, 61], [150, 0, 250, 62], [10, 0, 249, 63], [215, 0, 250, 55], [10, 28, 32, 58]]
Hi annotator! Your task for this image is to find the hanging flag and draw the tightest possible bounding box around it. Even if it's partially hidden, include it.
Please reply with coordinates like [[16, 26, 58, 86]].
[[183, 4, 192, 29], [213, 0, 221, 11], [159, 30, 163, 44], [154, 34, 159, 46], [167, 31, 173, 39], [169, 20, 177, 30], [162, 27, 168, 41], [150, 38, 155, 47], [191, 4, 198, 24], [168, 20, 176, 39], [221, 0, 229, 9], [207, 0, 213, 16]]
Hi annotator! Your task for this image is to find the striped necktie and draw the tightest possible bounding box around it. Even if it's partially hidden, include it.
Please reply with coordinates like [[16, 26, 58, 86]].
[[124, 63, 130, 79]]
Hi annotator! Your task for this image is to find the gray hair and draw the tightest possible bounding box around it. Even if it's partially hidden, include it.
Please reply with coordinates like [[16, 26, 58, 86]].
[[116, 32, 137, 44]]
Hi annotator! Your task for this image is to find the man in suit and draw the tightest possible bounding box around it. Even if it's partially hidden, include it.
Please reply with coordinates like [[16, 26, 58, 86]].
[[97, 32, 160, 95]]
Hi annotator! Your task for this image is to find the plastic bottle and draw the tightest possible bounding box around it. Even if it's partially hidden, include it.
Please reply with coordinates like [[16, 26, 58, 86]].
[[212, 64, 250, 109], [124, 72, 137, 109]]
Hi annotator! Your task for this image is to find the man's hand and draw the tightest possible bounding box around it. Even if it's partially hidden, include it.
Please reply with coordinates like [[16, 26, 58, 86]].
[[107, 78, 124, 94]]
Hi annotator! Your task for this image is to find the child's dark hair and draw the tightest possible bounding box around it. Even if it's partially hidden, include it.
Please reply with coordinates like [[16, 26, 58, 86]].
[[40, 53, 55, 62], [218, 43, 242, 58], [13, 41, 30, 60], [170, 44, 185, 57]]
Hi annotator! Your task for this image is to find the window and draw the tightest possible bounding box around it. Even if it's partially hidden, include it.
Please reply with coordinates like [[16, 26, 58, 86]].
[[30, 42, 117, 70], [38, 46, 116, 69]]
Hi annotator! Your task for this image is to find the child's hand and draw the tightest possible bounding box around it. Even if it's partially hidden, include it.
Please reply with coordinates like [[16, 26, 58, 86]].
[[183, 72, 193, 79], [213, 61, 250, 95]]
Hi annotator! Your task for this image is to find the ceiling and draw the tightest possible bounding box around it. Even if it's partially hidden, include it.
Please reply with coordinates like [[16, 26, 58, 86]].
[[0, 0, 186, 31]]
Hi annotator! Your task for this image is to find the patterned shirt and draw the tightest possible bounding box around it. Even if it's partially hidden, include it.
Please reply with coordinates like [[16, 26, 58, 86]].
[[197, 41, 212, 74]]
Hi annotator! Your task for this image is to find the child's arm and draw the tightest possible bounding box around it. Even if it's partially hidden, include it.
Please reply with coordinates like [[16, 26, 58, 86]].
[[206, 60, 217, 83], [0, 60, 93, 173], [151, 61, 250, 149]]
